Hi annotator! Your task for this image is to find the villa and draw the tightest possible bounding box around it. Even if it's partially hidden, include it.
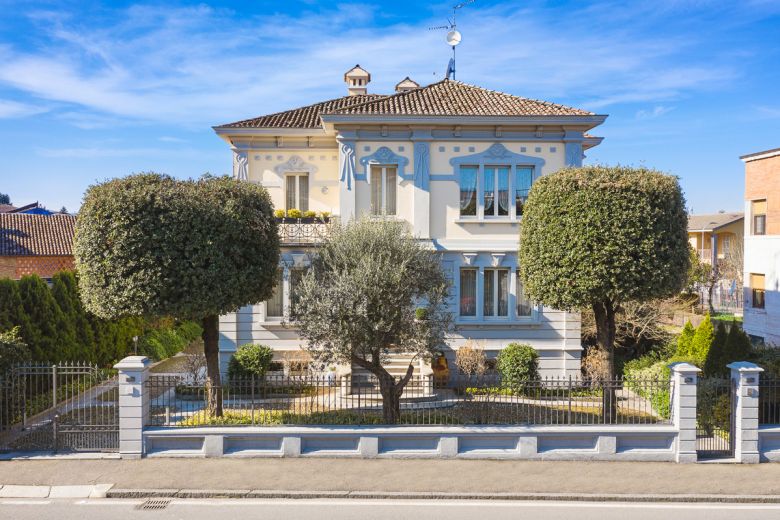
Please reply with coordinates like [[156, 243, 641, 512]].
[[213, 66, 607, 380]]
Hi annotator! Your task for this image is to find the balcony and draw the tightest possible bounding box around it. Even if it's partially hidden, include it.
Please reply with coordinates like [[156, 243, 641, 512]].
[[277, 217, 332, 246]]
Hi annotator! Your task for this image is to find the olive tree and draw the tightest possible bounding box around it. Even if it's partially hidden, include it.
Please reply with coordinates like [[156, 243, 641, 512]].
[[519, 165, 689, 385], [294, 218, 450, 423], [75, 173, 279, 414]]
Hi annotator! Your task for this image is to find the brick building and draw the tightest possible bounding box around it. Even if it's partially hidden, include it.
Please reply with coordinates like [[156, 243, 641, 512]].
[[741, 147, 780, 345], [0, 213, 76, 280]]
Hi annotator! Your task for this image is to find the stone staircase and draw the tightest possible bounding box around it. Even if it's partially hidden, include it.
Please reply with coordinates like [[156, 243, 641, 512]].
[[349, 353, 434, 400]]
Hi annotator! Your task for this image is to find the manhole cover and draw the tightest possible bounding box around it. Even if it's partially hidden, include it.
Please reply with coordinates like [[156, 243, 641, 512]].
[[136, 498, 172, 510]]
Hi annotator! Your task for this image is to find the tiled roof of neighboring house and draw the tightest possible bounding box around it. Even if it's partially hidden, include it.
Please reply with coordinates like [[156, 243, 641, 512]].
[[329, 79, 594, 117], [216, 94, 386, 129], [216, 79, 594, 130], [688, 212, 744, 232], [0, 204, 16, 213], [0, 214, 76, 256]]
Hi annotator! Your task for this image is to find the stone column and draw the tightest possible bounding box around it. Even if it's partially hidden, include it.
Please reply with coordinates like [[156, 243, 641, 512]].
[[728, 361, 763, 463], [669, 362, 701, 463], [114, 356, 151, 459]]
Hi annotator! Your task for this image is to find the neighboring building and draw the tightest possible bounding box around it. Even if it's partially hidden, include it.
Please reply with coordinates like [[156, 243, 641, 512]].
[[687, 212, 743, 266], [742, 147, 780, 345], [213, 66, 607, 379], [0, 214, 76, 280], [0, 202, 55, 215]]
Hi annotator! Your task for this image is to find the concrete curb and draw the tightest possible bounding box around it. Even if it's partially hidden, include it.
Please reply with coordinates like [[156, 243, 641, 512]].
[[104, 489, 780, 503], [0, 484, 113, 499]]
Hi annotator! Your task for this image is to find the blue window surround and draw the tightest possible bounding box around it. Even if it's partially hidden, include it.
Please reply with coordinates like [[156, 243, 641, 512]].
[[443, 251, 541, 325], [447, 143, 545, 221], [358, 146, 411, 181]]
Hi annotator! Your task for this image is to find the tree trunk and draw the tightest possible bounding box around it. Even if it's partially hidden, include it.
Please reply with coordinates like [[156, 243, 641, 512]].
[[202, 314, 223, 417], [352, 355, 415, 424], [592, 300, 617, 423]]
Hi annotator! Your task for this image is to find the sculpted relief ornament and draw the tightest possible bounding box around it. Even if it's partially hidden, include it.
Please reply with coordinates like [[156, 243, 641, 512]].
[[339, 141, 356, 190], [233, 150, 248, 181]]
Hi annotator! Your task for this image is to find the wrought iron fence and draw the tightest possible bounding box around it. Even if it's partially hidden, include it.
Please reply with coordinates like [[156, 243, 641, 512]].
[[146, 374, 672, 428], [0, 363, 119, 452], [277, 218, 332, 245], [759, 378, 780, 425]]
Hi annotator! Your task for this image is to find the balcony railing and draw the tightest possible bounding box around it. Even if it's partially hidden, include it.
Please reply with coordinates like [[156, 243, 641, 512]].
[[277, 218, 332, 245]]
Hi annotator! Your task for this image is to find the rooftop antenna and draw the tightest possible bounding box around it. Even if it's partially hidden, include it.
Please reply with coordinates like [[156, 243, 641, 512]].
[[429, 0, 474, 80]]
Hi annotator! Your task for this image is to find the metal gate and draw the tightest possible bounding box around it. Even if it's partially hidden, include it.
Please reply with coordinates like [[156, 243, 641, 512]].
[[0, 363, 119, 453], [696, 376, 735, 459]]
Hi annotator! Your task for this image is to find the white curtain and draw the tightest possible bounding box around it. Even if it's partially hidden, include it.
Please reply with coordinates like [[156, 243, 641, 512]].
[[298, 174, 309, 212], [497, 167, 510, 216], [386, 167, 397, 215], [516, 167, 533, 216], [460, 166, 477, 216], [285, 177, 296, 211], [266, 269, 284, 317], [370, 166, 382, 214]]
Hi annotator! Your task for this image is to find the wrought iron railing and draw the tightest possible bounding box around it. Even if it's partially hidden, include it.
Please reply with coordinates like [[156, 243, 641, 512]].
[[276, 218, 332, 245], [759, 378, 780, 425], [146, 374, 672, 428]]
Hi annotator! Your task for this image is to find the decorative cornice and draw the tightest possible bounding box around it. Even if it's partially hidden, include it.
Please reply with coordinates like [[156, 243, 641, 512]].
[[449, 143, 546, 169], [273, 155, 319, 175]]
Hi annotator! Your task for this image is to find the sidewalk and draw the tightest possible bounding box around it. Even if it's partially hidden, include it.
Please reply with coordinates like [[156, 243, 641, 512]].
[[1, 458, 779, 497]]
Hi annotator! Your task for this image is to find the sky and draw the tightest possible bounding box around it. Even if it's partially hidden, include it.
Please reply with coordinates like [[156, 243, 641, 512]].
[[0, 0, 778, 214]]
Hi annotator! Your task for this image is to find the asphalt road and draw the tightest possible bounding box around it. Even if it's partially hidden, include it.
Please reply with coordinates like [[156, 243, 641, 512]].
[[3, 499, 780, 520]]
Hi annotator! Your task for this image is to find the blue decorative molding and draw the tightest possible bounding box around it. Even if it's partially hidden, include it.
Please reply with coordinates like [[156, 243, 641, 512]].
[[398, 146, 405, 152], [273, 155, 319, 176], [468, 146, 475, 152], [535, 147, 541, 153], [453, 146, 460, 152], [413, 142, 430, 190], [565, 142, 583, 167], [520, 147, 527, 152], [449, 143, 546, 170], [359, 146, 410, 178], [339, 140, 356, 190], [363, 145, 371, 152], [550, 146, 557, 153], [439, 146, 445, 152]]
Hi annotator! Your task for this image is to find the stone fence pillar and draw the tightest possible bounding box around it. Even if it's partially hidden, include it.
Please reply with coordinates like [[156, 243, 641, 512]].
[[114, 356, 151, 459], [729, 361, 763, 464], [669, 362, 701, 463]]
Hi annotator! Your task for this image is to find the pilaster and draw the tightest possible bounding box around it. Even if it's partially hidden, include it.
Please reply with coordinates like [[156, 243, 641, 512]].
[[728, 361, 763, 463], [114, 356, 151, 459], [669, 362, 701, 463]]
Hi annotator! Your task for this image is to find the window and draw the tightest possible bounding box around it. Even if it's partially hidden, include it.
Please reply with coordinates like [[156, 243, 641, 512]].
[[515, 167, 533, 217], [285, 173, 309, 212], [370, 165, 397, 215], [516, 269, 533, 317], [752, 200, 767, 235], [751, 273, 766, 309], [484, 269, 509, 317], [265, 269, 284, 318], [459, 166, 478, 216], [459, 165, 534, 218], [459, 268, 477, 316], [289, 269, 306, 318]]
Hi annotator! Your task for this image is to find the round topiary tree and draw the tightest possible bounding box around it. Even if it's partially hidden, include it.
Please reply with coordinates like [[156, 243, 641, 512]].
[[75, 173, 280, 415], [519, 165, 689, 401], [496, 343, 540, 392]]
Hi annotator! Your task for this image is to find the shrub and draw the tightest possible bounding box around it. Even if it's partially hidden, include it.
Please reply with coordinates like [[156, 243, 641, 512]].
[[228, 343, 274, 380], [624, 359, 672, 419], [582, 346, 609, 382], [303, 210, 317, 219], [287, 208, 303, 219], [415, 307, 429, 321], [496, 343, 539, 389], [0, 327, 31, 373], [703, 321, 728, 376], [138, 321, 201, 361], [455, 340, 487, 376], [676, 321, 695, 357], [690, 313, 714, 366], [274, 209, 286, 218], [176, 321, 203, 343]]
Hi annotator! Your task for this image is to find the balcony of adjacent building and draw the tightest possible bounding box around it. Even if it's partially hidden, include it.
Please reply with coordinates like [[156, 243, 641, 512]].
[[276, 215, 333, 246]]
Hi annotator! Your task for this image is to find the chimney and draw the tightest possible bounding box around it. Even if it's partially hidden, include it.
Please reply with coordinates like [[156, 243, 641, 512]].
[[344, 64, 371, 96], [395, 77, 420, 93]]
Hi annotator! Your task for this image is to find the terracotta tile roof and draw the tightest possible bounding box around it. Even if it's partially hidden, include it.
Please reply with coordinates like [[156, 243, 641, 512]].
[[216, 94, 387, 129], [0, 214, 76, 256], [688, 212, 744, 232], [329, 79, 593, 117]]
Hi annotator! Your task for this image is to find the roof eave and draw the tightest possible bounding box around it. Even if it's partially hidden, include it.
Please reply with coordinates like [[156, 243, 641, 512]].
[[320, 114, 607, 134], [213, 126, 330, 138]]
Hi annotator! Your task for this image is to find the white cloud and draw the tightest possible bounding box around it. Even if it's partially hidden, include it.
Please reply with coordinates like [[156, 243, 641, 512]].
[[0, 98, 47, 118], [636, 105, 675, 119], [0, 2, 746, 127]]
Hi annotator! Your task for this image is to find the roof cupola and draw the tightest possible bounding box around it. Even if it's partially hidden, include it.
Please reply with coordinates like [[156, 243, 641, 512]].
[[344, 64, 370, 96]]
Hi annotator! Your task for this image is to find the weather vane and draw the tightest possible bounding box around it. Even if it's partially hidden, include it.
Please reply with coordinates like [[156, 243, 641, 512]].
[[429, 0, 475, 80]]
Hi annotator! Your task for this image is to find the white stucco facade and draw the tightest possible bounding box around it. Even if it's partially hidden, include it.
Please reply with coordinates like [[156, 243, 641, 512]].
[[213, 74, 606, 379]]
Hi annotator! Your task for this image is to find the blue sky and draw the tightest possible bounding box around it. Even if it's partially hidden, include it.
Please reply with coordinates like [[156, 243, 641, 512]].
[[0, 0, 778, 214]]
